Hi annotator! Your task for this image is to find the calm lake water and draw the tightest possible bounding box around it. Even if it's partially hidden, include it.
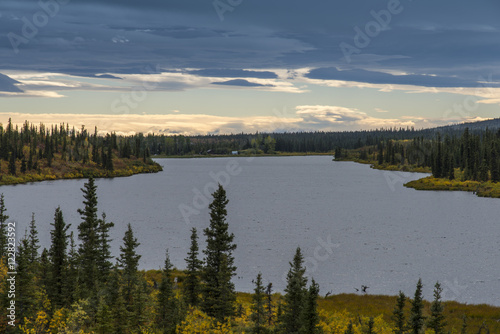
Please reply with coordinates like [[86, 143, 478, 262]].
[[4, 156, 500, 306]]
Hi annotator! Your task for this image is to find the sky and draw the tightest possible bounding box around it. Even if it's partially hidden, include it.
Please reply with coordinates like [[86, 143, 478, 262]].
[[1, 0, 500, 134]]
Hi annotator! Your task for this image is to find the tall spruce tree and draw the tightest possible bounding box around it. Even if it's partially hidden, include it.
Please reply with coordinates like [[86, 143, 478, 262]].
[[48, 207, 71, 310], [250, 272, 267, 334], [97, 212, 114, 283], [282, 247, 308, 334], [107, 267, 130, 334], [16, 234, 38, 325], [77, 177, 100, 299], [428, 282, 446, 334], [183, 227, 202, 307], [27, 213, 40, 264], [408, 279, 425, 334], [299, 278, 321, 334], [117, 223, 141, 306], [157, 249, 180, 334], [201, 184, 237, 321], [392, 291, 407, 334], [0, 194, 9, 260], [66, 231, 78, 306]]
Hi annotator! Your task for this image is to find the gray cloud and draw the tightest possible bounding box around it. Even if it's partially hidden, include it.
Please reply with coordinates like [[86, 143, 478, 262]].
[[0, 73, 22, 92], [212, 79, 274, 87], [306, 68, 500, 88], [189, 69, 278, 79], [1, 0, 500, 90]]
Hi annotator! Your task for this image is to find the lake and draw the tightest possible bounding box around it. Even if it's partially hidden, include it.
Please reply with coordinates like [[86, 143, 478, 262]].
[[3, 156, 500, 306]]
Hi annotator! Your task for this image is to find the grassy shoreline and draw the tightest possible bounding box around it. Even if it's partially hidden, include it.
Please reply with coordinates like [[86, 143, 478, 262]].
[[147, 269, 500, 332], [336, 156, 500, 198], [0, 157, 163, 186]]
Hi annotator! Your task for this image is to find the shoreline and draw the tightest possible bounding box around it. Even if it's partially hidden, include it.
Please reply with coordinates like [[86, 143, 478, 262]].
[[0, 160, 163, 187], [153, 152, 334, 159], [335, 158, 500, 198]]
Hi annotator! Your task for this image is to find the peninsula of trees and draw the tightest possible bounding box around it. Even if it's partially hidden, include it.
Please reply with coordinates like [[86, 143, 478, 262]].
[[0, 120, 162, 186]]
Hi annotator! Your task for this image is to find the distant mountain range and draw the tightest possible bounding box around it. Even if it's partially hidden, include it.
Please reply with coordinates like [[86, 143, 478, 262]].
[[435, 118, 500, 132]]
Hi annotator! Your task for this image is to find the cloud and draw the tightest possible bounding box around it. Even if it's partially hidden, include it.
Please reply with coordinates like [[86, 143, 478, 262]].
[[2, 108, 487, 136], [212, 79, 274, 87], [188, 69, 278, 79], [306, 68, 500, 88], [375, 108, 389, 113], [0, 73, 22, 92]]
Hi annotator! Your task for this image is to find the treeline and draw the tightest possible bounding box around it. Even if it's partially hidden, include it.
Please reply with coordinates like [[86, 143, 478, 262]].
[[142, 129, 426, 155], [0, 181, 493, 333], [141, 120, 500, 156], [337, 127, 500, 182], [0, 119, 160, 178]]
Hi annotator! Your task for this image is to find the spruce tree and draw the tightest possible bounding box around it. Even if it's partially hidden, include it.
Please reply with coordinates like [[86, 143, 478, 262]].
[[108, 267, 130, 334], [27, 213, 40, 265], [392, 291, 407, 334], [8, 151, 16, 175], [97, 212, 114, 283], [282, 247, 308, 334], [66, 231, 78, 306], [201, 184, 237, 321], [408, 279, 425, 334], [0, 194, 9, 260], [265, 282, 274, 327], [299, 278, 321, 334], [183, 227, 202, 307], [96, 297, 113, 334], [106, 145, 114, 171], [250, 272, 267, 334], [16, 234, 37, 325], [427, 282, 446, 334], [133, 278, 153, 330], [157, 249, 179, 334], [117, 223, 141, 307], [77, 177, 100, 299], [490, 143, 499, 182], [48, 207, 71, 310]]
